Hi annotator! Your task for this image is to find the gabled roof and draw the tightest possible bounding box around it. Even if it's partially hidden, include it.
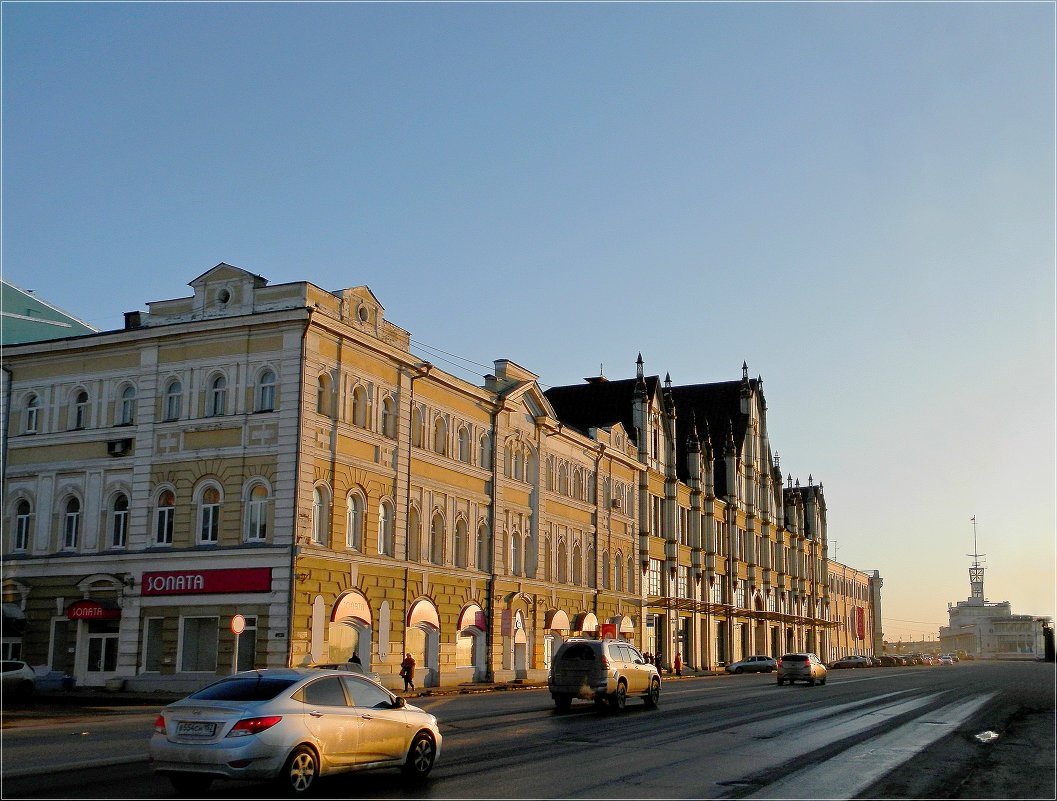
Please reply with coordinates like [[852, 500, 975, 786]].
[[544, 375, 661, 444]]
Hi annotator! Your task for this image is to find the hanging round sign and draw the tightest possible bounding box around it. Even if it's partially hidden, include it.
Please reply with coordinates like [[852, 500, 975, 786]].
[[231, 614, 246, 635]]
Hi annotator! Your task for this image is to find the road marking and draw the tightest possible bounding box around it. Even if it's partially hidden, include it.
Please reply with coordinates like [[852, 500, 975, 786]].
[[745, 692, 998, 799]]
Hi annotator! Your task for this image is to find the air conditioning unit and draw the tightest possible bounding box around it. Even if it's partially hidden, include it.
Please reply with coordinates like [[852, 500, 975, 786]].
[[107, 438, 133, 457], [611, 499, 622, 510]]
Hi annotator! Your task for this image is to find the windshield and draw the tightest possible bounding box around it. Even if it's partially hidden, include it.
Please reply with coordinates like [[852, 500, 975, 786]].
[[189, 675, 298, 701]]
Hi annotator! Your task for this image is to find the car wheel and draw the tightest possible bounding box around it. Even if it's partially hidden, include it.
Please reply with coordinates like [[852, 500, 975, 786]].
[[820, 676, 827, 685], [644, 679, 660, 709], [279, 745, 318, 795], [402, 731, 436, 781], [776, 677, 784, 686], [170, 773, 213, 796], [734, 667, 744, 674], [608, 681, 627, 712], [807, 677, 815, 686], [553, 694, 572, 712]]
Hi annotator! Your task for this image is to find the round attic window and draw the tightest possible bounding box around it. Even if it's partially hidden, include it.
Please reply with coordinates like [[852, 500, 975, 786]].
[[358, 305, 370, 322], [217, 289, 231, 304]]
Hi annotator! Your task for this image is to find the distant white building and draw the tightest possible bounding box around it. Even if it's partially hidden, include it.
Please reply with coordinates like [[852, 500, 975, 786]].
[[938, 528, 1050, 659]]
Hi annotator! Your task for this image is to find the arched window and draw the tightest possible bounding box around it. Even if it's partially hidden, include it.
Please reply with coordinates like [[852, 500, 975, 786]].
[[13, 499, 32, 551], [155, 490, 175, 545], [164, 380, 182, 421], [257, 369, 277, 412], [198, 485, 221, 543], [209, 375, 227, 416], [119, 385, 136, 425], [525, 450, 536, 483], [352, 385, 369, 428], [63, 497, 81, 549], [378, 500, 394, 556], [433, 417, 447, 455], [24, 394, 39, 434], [316, 375, 333, 417], [614, 552, 623, 592], [479, 433, 491, 470], [411, 408, 423, 448], [430, 513, 444, 565], [586, 545, 596, 588], [627, 556, 636, 594], [454, 518, 468, 568], [408, 506, 421, 562], [247, 484, 269, 541], [312, 486, 330, 544], [544, 537, 553, 581], [572, 543, 583, 585], [72, 390, 89, 430], [558, 464, 569, 495], [476, 523, 490, 571], [557, 541, 568, 584], [602, 550, 610, 589], [381, 396, 396, 438], [511, 531, 523, 576], [513, 447, 524, 481], [110, 493, 129, 548], [346, 492, 364, 550], [458, 426, 471, 463], [572, 468, 583, 501]]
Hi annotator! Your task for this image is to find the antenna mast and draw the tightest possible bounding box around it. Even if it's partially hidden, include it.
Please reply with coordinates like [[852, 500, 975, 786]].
[[967, 516, 986, 602]]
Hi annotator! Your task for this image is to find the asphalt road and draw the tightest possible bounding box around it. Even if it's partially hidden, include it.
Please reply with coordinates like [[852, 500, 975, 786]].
[[2, 660, 1053, 799]]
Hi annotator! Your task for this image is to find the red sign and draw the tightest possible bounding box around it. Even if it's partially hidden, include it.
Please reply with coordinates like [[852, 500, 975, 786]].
[[855, 607, 866, 641], [67, 600, 121, 620], [598, 623, 618, 639], [142, 568, 272, 596]]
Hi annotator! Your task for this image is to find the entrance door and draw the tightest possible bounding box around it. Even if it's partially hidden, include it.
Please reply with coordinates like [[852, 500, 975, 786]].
[[85, 620, 119, 686], [513, 628, 528, 678]]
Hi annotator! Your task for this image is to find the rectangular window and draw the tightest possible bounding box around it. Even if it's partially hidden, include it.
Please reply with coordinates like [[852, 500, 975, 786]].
[[648, 558, 663, 596], [14, 512, 31, 551], [156, 508, 174, 545], [63, 509, 79, 549], [180, 617, 219, 672], [735, 579, 747, 609], [199, 504, 219, 543], [677, 566, 689, 599], [143, 618, 164, 672], [111, 508, 128, 548], [236, 616, 257, 672]]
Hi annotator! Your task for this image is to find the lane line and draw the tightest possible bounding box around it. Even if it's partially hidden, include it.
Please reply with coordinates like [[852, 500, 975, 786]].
[[745, 692, 998, 800]]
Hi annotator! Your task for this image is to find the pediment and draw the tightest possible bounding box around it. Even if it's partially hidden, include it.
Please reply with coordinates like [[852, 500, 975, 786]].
[[189, 263, 267, 289]]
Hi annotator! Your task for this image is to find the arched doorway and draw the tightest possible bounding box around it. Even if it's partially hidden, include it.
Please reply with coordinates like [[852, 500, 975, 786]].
[[512, 610, 528, 679], [329, 590, 373, 666], [457, 604, 487, 682], [544, 610, 571, 672], [407, 599, 440, 687]]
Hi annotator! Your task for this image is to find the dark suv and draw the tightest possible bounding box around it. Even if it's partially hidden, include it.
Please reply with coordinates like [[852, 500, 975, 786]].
[[548, 639, 660, 711]]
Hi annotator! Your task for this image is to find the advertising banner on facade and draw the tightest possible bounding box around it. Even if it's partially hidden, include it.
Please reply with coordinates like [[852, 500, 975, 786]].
[[142, 567, 272, 596], [855, 606, 866, 640]]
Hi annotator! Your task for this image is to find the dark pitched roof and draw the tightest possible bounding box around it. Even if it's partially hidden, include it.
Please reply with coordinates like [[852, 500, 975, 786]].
[[543, 376, 661, 443], [670, 380, 758, 486]]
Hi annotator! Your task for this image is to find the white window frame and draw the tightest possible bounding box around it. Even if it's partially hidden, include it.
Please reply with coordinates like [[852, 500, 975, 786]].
[[13, 500, 32, 552], [110, 493, 129, 549], [164, 380, 182, 421], [209, 375, 227, 417], [119, 385, 136, 425], [24, 395, 39, 434], [246, 483, 269, 541], [346, 492, 364, 551], [62, 497, 81, 550], [257, 369, 277, 412], [197, 484, 222, 544]]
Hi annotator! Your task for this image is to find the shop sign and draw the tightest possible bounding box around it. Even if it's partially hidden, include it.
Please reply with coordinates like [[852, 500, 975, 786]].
[[142, 567, 272, 596], [598, 623, 617, 640], [67, 600, 121, 620]]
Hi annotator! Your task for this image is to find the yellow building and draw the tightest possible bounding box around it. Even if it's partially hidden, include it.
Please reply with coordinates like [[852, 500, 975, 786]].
[[2, 263, 879, 692], [826, 561, 883, 659]]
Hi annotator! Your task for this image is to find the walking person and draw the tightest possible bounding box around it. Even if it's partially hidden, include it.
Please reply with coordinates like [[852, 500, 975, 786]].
[[674, 651, 683, 676], [400, 652, 416, 692]]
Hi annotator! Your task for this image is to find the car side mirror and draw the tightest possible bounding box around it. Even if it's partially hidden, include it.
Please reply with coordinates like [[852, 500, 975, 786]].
[[392, 696, 406, 709]]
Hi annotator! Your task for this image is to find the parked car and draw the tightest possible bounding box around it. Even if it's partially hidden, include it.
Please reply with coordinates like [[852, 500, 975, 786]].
[[150, 668, 442, 796], [776, 653, 827, 686], [830, 655, 871, 669], [548, 638, 660, 712], [725, 655, 777, 674], [0, 660, 36, 698], [308, 661, 382, 684], [877, 655, 899, 667]]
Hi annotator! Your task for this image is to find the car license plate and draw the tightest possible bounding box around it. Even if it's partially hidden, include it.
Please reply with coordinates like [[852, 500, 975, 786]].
[[176, 721, 217, 737]]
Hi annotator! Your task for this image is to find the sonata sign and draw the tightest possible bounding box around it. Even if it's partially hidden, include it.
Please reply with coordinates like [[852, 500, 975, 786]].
[[67, 600, 121, 620], [142, 568, 272, 596]]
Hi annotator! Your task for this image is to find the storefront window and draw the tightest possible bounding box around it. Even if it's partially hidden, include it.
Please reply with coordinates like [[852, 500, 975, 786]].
[[180, 617, 218, 672], [87, 620, 119, 672], [143, 618, 164, 672]]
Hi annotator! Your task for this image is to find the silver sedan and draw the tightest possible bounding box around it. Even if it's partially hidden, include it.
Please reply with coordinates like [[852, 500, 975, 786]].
[[149, 668, 441, 796]]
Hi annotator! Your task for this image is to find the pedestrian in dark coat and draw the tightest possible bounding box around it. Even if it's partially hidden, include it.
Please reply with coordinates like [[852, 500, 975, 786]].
[[400, 653, 416, 692], [674, 651, 683, 676]]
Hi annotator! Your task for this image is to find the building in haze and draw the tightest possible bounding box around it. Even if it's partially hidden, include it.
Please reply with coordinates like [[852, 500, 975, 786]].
[[2, 263, 882, 691]]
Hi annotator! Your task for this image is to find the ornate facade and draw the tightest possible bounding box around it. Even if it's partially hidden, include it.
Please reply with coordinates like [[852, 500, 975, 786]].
[[2, 264, 881, 692]]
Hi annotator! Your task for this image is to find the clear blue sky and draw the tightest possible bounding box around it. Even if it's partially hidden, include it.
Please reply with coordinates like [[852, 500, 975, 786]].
[[3, 2, 1054, 638]]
